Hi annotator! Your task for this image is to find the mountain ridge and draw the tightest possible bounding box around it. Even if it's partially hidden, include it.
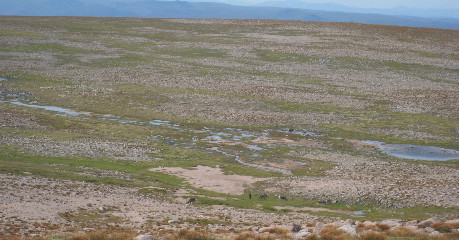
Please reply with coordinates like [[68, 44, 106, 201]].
[[1, 0, 459, 29]]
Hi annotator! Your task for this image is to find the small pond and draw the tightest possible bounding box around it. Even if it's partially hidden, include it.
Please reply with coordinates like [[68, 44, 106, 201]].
[[363, 141, 459, 161]]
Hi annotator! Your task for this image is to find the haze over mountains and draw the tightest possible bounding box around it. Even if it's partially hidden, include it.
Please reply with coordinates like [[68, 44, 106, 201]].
[[188, 0, 459, 20], [1, 0, 459, 29]]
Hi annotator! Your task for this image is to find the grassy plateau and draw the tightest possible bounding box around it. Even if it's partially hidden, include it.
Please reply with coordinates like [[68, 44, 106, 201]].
[[0, 16, 458, 239]]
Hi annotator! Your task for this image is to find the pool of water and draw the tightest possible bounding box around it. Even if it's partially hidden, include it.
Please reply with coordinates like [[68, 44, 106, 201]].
[[349, 210, 365, 217], [363, 141, 459, 161]]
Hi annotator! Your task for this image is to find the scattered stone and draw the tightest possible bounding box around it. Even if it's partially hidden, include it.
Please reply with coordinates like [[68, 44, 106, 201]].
[[313, 222, 324, 234], [446, 219, 459, 224], [258, 227, 270, 233], [168, 220, 182, 224], [418, 217, 444, 228], [294, 230, 311, 239], [381, 219, 401, 228], [404, 225, 422, 234], [292, 223, 302, 232], [135, 234, 155, 240], [338, 224, 356, 236], [344, 219, 354, 226], [406, 220, 419, 225], [361, 221, 377, 227]]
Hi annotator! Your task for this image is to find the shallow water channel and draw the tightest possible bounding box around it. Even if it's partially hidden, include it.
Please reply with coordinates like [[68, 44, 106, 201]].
[[1, 77, 458, 173], [13, 99, 293, 173]]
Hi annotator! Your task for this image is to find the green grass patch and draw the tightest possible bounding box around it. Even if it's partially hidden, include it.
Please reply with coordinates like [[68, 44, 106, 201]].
[[323, 109, 459, 150], [0, 42, 104, 55], [0, 28, 44, 37], [0, 146, 184, 189], [59, 211, 124, 224], [256, 49, 317, 63], [291, 159, 335, 177], [184, 218, 228, 225]]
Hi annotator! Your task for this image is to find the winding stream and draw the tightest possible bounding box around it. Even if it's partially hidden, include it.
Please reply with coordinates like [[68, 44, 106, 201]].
[[1, 77, 458, 175]]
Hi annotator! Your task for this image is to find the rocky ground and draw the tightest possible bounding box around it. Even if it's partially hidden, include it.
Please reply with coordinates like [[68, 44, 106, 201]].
[[0, 16, 458, 239], [1, 173, 458, 239], [0, 173, 324, 238], [1, 17, 458, 127]]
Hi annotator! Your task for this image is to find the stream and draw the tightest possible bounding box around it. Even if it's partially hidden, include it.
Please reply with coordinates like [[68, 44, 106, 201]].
[[1, 77, 458, 175]]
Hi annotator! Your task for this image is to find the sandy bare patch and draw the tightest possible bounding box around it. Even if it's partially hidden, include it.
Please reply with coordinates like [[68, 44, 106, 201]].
[[150, 165, 266, 195]]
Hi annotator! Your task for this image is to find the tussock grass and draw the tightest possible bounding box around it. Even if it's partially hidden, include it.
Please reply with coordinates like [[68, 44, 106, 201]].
[[375, 224, 391, 231], [259, 227, 289, 235], [3, 226, 459, 240], [386, 226, 417, 238], [175, 229, 215, 240], [66, 231, 135, 240], [2, 230, 136, 240], [358, 231, 387, 240], [233, 232, 277, 240], [431, 222, 459, 233], [319, 226, 353, 240], [305, 234, 320, 240]]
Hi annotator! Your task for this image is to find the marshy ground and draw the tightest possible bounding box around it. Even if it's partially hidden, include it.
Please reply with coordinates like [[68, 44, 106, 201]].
[[0, 16, 458, 239]]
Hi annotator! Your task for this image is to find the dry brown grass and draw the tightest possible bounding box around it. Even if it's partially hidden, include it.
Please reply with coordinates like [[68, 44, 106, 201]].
[[375, 224, 390, 231], [175, 229, 214, 240], [356, 223, 390, 233], [358, 231, 387, 240], [356, 223, 378, 233], [65, 231, 135, 240], [5, 230, 137, 240], [443, 232, 459, 239], [259, 227, 289, 235], [387, 226, 418, 238], [319, 225, 353, 240], [233, 232, 277, 240], [304, 234, 320, 240], [431, 222, 459, 233], [2, 227, 459, 240]]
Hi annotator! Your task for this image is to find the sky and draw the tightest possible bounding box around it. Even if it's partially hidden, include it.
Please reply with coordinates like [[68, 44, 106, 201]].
[[222, 0, 459, 9]]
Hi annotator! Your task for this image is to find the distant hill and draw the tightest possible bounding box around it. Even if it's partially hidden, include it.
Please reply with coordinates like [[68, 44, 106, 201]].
[[1, 0, 459, 30], [251, 0, 459, 20]]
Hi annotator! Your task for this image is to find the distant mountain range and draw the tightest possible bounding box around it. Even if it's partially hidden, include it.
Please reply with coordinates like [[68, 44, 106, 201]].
[[190, 0, 459, 20], [1, 0, 459, 30]]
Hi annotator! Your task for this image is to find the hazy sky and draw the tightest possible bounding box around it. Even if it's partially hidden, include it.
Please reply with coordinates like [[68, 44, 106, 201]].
[[235, 0, 459, 9]]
